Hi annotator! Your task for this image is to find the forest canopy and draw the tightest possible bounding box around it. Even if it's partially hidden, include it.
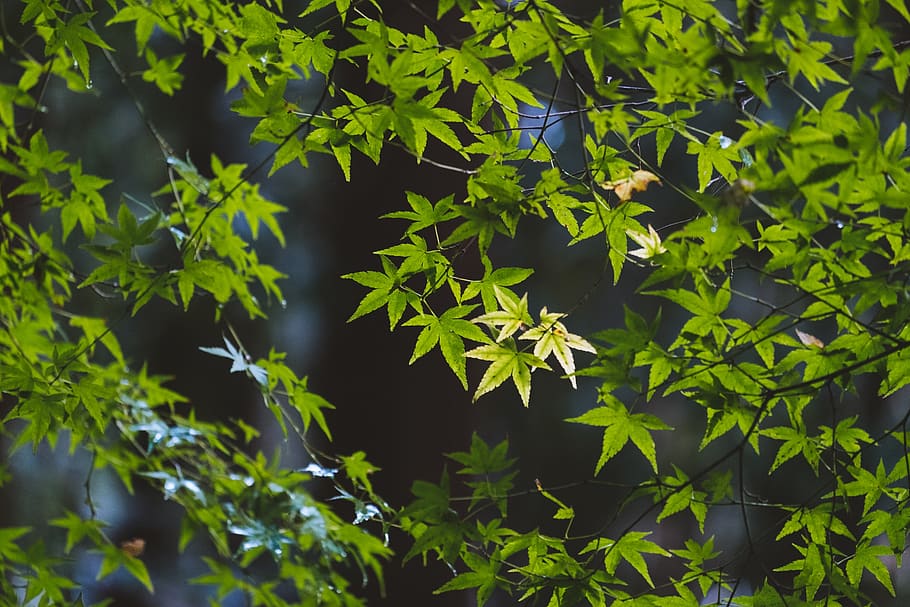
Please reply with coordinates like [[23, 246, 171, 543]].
[[2, 0, 910, 606]]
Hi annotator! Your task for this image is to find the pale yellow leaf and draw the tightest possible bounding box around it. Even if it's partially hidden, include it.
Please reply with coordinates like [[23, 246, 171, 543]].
[[796, 329, 825, 348]]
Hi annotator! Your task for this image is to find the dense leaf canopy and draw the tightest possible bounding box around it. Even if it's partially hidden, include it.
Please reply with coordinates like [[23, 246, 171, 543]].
[[2, 0, 910, 605]]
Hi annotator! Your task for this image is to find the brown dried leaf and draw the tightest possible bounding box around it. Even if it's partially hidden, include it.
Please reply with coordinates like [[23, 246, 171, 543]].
[[121, 538, 146, 557], [600, 169, 662, 202]]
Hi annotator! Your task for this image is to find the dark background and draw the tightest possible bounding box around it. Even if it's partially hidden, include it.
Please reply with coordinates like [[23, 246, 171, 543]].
[[2, 1, 910, 606]]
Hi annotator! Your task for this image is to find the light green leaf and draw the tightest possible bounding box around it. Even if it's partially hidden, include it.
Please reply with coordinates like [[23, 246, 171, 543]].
[[583, 531, 669, 587], [847, 544, 896, 595], [568, 397, 671, 473], [466, 341, 549, 407], [472, 285, 533, 341]]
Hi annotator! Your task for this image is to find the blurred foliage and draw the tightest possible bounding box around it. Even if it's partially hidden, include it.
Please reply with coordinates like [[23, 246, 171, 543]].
[[2, 0, 910, 605]]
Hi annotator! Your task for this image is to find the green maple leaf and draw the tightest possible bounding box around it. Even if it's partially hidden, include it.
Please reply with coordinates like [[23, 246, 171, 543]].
[[382, 192, 457, 235], [582, 531, 670, 587], [142, 49, 185, 95], [343, 255, 418, 329], [465, 340, 549, 407], [403, 305, 490, 389], [568, 395, 672, 473], [847, 544, 896, 596], [462, 265, 533, 312]]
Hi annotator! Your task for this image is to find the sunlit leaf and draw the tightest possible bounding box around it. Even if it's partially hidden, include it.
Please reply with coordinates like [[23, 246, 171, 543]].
[[518, 307, 596, 388], [795, 329, 825, 349], [472, 286, 533, 342], [466, 340, 550, 406], [626, 224, 667, 260]]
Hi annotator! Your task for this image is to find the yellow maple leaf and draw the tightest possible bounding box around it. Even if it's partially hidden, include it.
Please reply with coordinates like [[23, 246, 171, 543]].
[[627, 224, 667, 259]]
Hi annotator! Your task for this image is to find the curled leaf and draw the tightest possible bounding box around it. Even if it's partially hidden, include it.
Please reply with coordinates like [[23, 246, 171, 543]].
[[795, 329, 825, 348], [600, 170, 662, 202], [627, 224, 667, 260]]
